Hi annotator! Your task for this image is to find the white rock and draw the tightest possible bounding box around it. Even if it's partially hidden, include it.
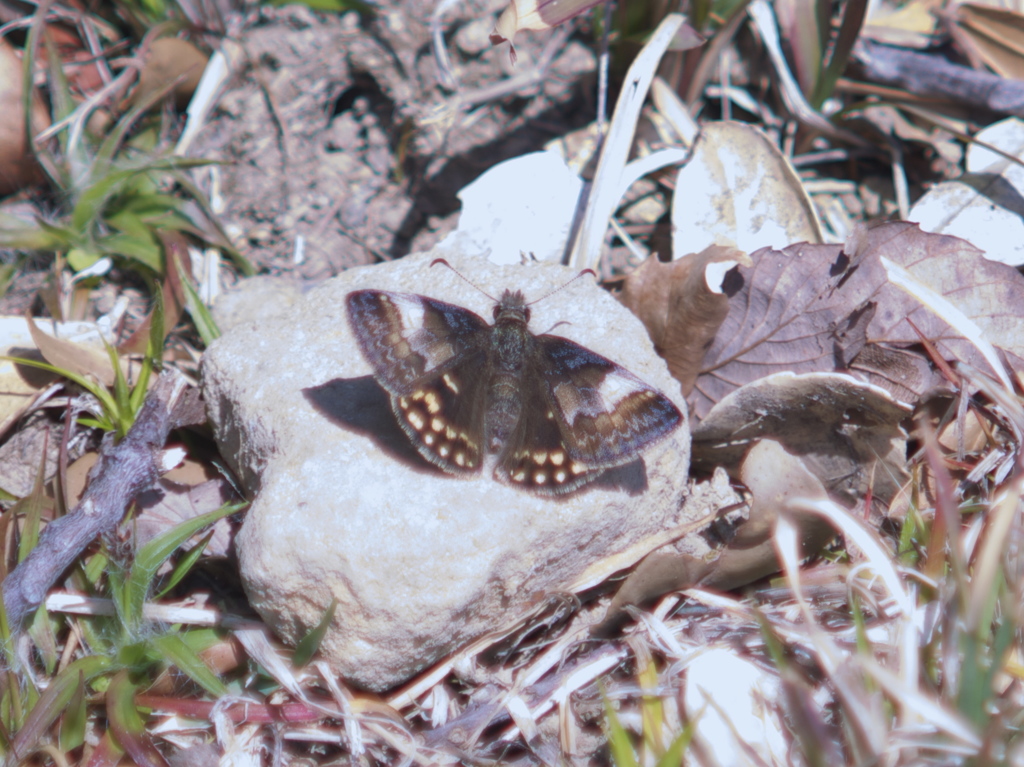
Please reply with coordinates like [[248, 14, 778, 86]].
[[201, 249, 691, 690], [445, 150, 583, 265]]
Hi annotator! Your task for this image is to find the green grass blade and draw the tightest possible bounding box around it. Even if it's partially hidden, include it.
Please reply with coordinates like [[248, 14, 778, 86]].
[[153, 529, 212, 600], [108, 343, 132, 438], [0, 217, 70, 250], [129, 357, 154, 420], [106, 670, 167, 767], [168, 173, 255, 276], [96, 231, 163, 273], [293, 598, 338, 668], [126, 503, 243, 625], [57, 671, 87, 752], [655, 722, 695, 767], [604, 695, 639, 767], [145, 283, 166, 368], [12, 655, 114, 757], [810, 0, 868, 108], [178, 263, 221, 345], [16, 448, 50, 563], [148, 632, 228, 697], [1, 355, 119, 425]]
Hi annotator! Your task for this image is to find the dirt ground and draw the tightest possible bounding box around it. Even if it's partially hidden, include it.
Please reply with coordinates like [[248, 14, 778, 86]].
[[192, 1, 600, 280]]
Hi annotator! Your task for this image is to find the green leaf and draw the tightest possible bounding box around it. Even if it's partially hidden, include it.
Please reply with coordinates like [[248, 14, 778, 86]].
[[293, 598, 338, 668], [116, 641, 150, 669], [41, 25, 75, 136], [12, 656, 115, 758], [67, 247, 103, 273], [810, 0, 869, 108], [28, 605, 61, 676], [604, 695, 639, 767], [71, 158, 211, 234], [129, 357, 155, 419], [154, 529, 211, 600], [655, 722, 695, 767], [270, 0, 375, 12], [82, 549, 110, 588], [169, 173, 255, 276], [0, 216, 69, 250], [179, 264, 221, 345], [106, 209, 152, 237], [176, 626, 222, 654], [93, 80, 182, 176], [107, 670, 167, 767], [1, 355, 119, 420], [58, 672, 87, 752], [125, 503, 244, 628], [33, 218, 79, 248], [77, 415, 115, 432], [109, 343, 132, 438], [116, 193, 185, 218], [95, 231, 163, 273], [148, 632, 228, 697], [16, 450, 49, 563], [0, 263, 14, 299]]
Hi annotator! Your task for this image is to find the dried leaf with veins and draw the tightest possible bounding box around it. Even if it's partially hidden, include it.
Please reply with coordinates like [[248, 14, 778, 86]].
[[691, 221, 1024, 421], [619, 245, 749, 396]]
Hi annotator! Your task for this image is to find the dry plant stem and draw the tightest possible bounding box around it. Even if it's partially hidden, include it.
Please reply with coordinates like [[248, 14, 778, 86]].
[[747, 0, 870, 148], [2, 371, 190, 631], [855, 39, 1024, 117]]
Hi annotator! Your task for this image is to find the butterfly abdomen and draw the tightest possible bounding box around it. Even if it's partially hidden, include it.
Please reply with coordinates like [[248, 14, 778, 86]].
[[485, 316, 530, 452]]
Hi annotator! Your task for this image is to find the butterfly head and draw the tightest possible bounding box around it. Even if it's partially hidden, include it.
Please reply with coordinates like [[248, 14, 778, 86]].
[[494, 289, 530, 325]]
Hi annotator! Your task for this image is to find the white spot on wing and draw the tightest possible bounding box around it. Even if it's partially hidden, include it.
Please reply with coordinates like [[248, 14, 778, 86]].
[[597, 373, 643, 404], [389, 294, 427, 332]]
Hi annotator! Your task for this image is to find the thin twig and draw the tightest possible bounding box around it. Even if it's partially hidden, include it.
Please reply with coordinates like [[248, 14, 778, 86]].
[[2, 371, 197, 630]]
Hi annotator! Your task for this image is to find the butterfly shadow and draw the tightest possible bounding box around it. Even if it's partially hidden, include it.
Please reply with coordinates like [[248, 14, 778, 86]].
[[303, 377, 651, 497], [304, 376, 442, 474]]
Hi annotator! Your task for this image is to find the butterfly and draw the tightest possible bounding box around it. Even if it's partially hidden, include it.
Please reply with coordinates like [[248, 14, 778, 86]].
[[345, 284, 683, 495]]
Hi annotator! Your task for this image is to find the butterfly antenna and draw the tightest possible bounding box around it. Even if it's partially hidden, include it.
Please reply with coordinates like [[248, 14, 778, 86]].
[[430, 258, 500, 303], [527, 268, 597, 306]]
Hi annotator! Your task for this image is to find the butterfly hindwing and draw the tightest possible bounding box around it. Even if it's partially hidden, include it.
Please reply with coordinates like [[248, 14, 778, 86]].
[[494, 370, 599, 494]]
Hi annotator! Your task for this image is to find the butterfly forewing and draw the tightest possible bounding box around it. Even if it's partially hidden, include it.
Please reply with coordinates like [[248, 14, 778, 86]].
[[347, 289, 491, 473], [346, 289, 490, 395]]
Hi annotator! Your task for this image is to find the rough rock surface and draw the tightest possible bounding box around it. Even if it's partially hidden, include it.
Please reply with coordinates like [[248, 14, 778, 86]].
[[202, 249, 692, 691]]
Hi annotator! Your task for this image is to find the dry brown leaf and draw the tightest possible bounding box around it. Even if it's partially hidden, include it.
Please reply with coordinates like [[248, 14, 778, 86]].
[[0, 39, 49, 196], [954, 3, 1024, 79], [133, 477, 237, 558], [692, 439, 839, 591], [691, 222, 1024, 421], [132, 37, 208, 111], [597, 438, 846, 620], [619, 245, 747, 395], [592, 470, 742, 635], [25, 311, 116, 387], [672, 121, 823, 257], [490, 0, 601, 61], [692, 372, 911, 507], [65, 451, 99, 506]]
